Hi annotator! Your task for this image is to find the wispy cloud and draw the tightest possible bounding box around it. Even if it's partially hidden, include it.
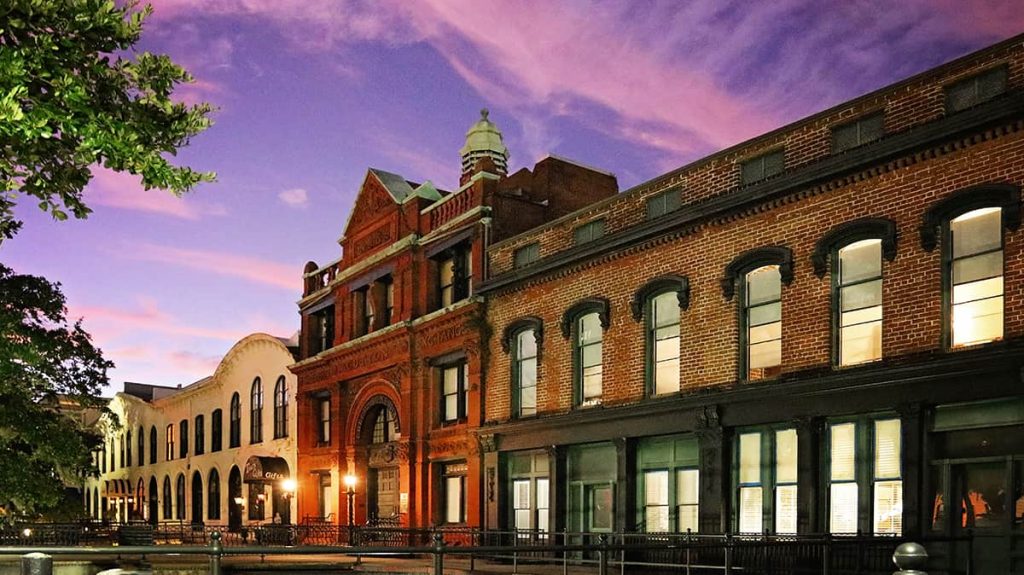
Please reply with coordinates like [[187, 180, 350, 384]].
[[129, 243, 299, 291], [70, 298, 244, 342], [278, 188, 309, 208], [85, 167, 224, 220]]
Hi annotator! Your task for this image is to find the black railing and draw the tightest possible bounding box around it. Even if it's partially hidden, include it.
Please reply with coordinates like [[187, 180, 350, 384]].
[[0, 524, 973, 575]]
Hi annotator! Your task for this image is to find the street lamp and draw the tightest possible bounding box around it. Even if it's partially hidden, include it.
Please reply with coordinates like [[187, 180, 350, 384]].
[[281, 478, 297, 524], [343, 474, 357, 545]]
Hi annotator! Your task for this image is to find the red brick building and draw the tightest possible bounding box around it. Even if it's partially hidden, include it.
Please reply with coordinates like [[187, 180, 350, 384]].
[[291, 111, 617, 528], [479, 36, 1024, 572]]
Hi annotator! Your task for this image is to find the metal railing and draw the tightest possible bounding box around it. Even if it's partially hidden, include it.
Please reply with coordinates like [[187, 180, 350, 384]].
[[0, 525, 973, 575]]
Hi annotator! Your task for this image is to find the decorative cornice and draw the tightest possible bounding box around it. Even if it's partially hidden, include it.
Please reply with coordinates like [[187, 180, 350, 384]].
[[811, 217, 898, 278], [480, 95, 1024, 295]]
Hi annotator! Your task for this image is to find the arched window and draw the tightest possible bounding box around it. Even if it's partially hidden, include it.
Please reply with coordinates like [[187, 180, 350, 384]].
[[126, 430, 132, 467], [633, 275, 688, 396], [149, 426, 157, 464], [503, 317, 543, 418], [93, 488, 99, 520], [921, 184, 1019, 349], [179, 419, 189, 459], [273, 376, 288, 439], [250, 378, 263, 444], [175, 474, 186, 520], [723, 246, 793, 381], [208, 469, 221, 520], [191, 472, 203, 525], [372, 407, 397, 444], [229, 393, 241, 448], [162, 476, 172, 519], [211, 409, 223, 452], [194, 414, 205, 455], [119, 434, 125, 468], [137, 426, 145, 467], [561, 298, 610, 408], [166, 423, 175, 461], [100, 443, 106, 474]]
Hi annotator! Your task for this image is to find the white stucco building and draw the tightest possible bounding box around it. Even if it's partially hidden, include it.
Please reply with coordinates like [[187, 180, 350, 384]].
[[83, 333, 299, 529]]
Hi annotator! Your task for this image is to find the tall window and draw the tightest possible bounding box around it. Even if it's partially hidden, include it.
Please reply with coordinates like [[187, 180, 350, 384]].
[[126, 430, 132, 467], [736, 429, 797, 533], [311, 306, 335, 354], [873, 419, 903, 534], [440, 363, 467, 423], [248, 484, 265, 521], [513, 329, 538, 417], [119, 435, 124, 467], [443, 462, 467, 524], [250, 378, 263, 444], [510, 452, 549, 533], [229, 393, 241, 448], [383, 277, 395, 325], [576, 312, 603, 407], [149, 426, 157, 464], [137, 426, 144, 467], [208, 469, 221, 521], [949, 208, 1003, 347], [100, 443, 106, 473], [211, 409, 222, 452], [356, 286, 374, 336], [437, 245, 471, 309], [649, 291, 681, 395], [179, 419, 189, 459], [829, 422, 858, 533], [317, 397, 331, 445], [175, 474, 186, 520], [837, 239, 883, 365], [162, 476, 172, 519], [372, 407, 397, 444], [166, 424, 175, 461], [194, 415, 205, 456], [274, 376, 288, 439], [743, 266, 782, 380]]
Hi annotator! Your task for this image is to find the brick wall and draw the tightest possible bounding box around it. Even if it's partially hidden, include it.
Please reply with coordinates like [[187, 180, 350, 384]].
[[485, 115, 1024, 423]]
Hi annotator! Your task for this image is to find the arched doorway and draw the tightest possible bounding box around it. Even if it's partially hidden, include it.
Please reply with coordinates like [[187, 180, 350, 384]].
[[357, 396, 401, 522], [228, 466, 242, 532], [243, 456, 291, 524], [148, 477, 158, 526], [191, 471, 203, 525]]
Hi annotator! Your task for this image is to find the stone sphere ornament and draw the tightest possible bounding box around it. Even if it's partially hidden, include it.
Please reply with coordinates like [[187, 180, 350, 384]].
[[892, 541, 929, 574]]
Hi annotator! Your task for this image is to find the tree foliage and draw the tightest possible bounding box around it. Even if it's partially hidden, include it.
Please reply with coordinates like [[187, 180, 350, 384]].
[[0, 263, 112, 517], [0, 0, 215, 241]]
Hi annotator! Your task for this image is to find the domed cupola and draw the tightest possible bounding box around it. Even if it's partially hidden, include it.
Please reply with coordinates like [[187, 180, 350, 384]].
[[459, 108, 509, 179]]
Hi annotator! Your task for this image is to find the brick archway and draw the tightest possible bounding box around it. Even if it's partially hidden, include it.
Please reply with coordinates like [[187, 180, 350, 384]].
[[345, 380, 402, 446]]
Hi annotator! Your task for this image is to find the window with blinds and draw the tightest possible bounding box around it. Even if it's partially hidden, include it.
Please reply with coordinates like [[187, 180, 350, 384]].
[[573, 219, 606, 245], [740, 150, 784, 185], [650, 291, 681, 395], [745, 265, 782, 380], [950, 207, 1003, 347], [775, 429, 798, 534], [644, 470, 670, 532], [832, 112, 884, 154], [838, 239, 883, 365], [647, 189, 681, 220], [578, 312, 604, 406], [829, 423, 858, 533], [677, 469, 699, 533], [945, 66, 1008, 113], [514, 243, 540, 269], [873, 419, 902, 534], [738, 432, 763, 533]]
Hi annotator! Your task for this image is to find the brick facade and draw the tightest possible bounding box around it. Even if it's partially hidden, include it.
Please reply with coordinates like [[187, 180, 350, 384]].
[[478, 34, 1024, 571]]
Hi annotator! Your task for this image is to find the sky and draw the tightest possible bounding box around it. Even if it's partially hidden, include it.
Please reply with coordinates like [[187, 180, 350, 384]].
[[3, 1, 1023, 396]]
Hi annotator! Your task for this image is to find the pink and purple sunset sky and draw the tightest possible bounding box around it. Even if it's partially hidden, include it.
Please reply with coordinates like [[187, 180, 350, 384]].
[[4, 1, 1024, 396]]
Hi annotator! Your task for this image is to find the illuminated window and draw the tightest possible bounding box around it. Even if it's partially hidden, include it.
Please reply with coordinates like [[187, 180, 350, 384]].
[[837, 239, 883, 366], [443, 462, 467, 524], [577, 312, 603, 406], [949, 207, 1003, 347], [775, 429, 798, 534], [436, 245, 471, 309], [440, 363, 467, 423], [317, 397, 331, 445], [250, 377, 263, 444], [372, 407, 397, 444], [513, 328, 539, 417], [649, 291, 681, 395], [165, 424, 175, 462], [744, 266, 782, 380], [736, 429, 795, 534], [737, 432, 763, 533], [873, 419, 903, 534], [829, 422, 858, 533]]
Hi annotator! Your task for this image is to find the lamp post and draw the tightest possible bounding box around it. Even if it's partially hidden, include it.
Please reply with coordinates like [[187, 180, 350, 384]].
[[343, 474, 357, 545], [281, 479, 296, 524]]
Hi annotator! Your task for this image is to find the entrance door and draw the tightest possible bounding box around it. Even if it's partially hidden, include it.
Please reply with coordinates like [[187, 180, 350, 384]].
[[369, 467, 398, 520], [952, 460, 1017, 574], [228, 466, 243, 532], [585, 483, 615, 533]]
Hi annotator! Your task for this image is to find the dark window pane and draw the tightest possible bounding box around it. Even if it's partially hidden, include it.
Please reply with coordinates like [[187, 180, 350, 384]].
[[946, 67, 1007, 113], [514, 243, 540, 268]]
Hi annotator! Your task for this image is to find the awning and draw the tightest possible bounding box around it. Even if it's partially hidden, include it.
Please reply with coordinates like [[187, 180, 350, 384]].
[[243, 456, 290, 483]]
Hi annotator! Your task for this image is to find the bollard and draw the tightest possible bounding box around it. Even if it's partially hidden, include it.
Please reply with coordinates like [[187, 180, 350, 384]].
[[209, 531, 223, 575], [432, 532, 445, 575], [21, 552, 52, 575], [892, 542, 928, 575], [598, 534, 609, 575]]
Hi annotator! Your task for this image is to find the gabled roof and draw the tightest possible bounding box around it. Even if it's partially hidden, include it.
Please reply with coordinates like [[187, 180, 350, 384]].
[[368, 168, 416, 202]]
